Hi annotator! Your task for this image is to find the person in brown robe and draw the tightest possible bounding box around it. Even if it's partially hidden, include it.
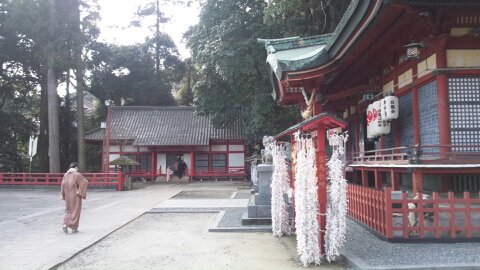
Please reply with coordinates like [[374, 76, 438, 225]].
[[61, 162, 88, 233]]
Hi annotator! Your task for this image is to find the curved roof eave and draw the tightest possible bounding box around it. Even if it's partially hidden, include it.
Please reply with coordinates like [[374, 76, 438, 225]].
[[261, 0, 377, 82], [261, 34, 332, 81]]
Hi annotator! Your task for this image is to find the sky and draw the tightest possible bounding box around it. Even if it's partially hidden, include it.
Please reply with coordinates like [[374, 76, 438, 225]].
[[96, 0, 201, 58], [59, 0, 200, 96]]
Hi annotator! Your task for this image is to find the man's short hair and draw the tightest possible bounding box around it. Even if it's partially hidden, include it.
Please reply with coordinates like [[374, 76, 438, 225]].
[[69, 162, 79, 168]]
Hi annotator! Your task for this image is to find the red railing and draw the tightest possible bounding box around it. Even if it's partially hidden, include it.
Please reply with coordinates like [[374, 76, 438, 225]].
[[351, 144, 480, 164], [190, 166, 246, 179], [348, 184, 480, 240], [0, 172, 124, 191], [123, 169, 162, 179]]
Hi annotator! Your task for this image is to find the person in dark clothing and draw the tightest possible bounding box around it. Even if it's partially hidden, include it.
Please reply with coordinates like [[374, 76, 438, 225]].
[[174, 155, 187, 178]]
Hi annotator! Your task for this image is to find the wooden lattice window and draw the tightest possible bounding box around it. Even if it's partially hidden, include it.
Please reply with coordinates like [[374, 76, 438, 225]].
[[212, 154, 226, 172], [195, 154, 209, 172], [448, 77, 480, 152]]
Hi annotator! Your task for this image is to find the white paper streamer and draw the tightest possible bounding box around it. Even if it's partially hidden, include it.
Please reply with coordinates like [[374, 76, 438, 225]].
[[325, 132, 349, 262], [293, 131, 321, 266], [271, 144, 292, 237]]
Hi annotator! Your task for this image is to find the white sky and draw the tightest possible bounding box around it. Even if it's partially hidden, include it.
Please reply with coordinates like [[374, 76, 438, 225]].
[[96, 0, 200, 58], [59, 1, 200, 96]]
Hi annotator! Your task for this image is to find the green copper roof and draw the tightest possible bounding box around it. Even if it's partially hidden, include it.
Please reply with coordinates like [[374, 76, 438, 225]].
[[259, 34, 332, 80], [258, 0, 369, 81], [260, 0, 480, 83]]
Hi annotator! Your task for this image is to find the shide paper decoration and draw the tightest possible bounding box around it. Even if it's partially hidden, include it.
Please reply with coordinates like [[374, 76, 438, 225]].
[[293, 131, 321, 266], [325, 132, 349, 262], [271, 130, 348, 267], [271, 144, 291, 237]]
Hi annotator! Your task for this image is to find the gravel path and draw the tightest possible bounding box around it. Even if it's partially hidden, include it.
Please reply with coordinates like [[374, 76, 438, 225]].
[[344, 218, 480, 268]]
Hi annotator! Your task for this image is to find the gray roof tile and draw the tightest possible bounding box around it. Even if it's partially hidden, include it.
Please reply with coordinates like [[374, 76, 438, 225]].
[[85, 106, 244, 146]]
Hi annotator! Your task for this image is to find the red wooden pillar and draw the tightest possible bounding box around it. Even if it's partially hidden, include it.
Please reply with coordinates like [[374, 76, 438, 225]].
[[117, 171, 124, 191], [374, 170, 383, 189], [151, 151, 155, 181], [316, 126, 327, 255], [412, 169, 423, 194], [361, 169, 368, 187], [226, 142, 230, 176], [436, 48, 451, 156], [190, 149, 195, 180], [391, 170, 401, 191]]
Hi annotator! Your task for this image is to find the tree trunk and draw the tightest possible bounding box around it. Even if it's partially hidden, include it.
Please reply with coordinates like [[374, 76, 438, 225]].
[[155, 0, 160, 75], [64, 68, 71, 165], [73, 0, 86, 171], [47, 0, 60, 172], [38, 77, 49, 172]]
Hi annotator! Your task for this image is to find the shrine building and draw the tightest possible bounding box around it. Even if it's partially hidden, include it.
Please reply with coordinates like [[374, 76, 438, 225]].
[[86, 106, 246, 181], [261, 0, 480, 240]]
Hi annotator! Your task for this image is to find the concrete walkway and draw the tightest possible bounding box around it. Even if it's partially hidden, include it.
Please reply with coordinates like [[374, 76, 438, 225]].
[[0, 183, 182, 270]]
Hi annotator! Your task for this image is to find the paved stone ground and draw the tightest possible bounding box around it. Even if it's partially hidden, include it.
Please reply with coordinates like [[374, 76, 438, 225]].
[[2, 181, 480, 270], [0, 183, 182, 270]]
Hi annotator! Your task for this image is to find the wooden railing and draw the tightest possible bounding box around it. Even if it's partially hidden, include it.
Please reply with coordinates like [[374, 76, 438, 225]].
[[0, 172, 124, 191], [190, 166, 246, 179], [122, 169, 162, 180], [348, 184, 480, 240], [351, 144, 480, 164]]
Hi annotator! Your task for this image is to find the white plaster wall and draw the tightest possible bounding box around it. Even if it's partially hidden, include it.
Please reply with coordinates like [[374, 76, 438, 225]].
[[123, 145, 136, 152], [229, 144, 244, 151], [157, 153, 166, 174], [110, 145, 120, 152], [228, 153, 244, 167], [211, 145, 227, 151], [109, 153, 120, 162], [183, 153, 191, 169]]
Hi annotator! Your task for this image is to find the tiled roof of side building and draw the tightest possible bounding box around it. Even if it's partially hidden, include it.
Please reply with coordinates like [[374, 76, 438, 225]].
[[85, 106, 244, 146]]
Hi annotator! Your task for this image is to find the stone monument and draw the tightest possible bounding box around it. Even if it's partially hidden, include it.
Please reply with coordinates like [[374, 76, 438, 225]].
[[242, 136, 274, 225]]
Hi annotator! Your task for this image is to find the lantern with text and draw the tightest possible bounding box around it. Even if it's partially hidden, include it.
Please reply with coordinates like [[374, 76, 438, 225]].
[[366, 104, 374, 139], [374, 100, 390, 135], [382, 96, 399, 120]]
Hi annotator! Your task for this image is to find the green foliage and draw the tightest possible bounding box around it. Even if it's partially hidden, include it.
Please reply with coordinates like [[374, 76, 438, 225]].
[[176, 58, 198, 106], [185, 0, 300, 146], [0, 88, 38, 172], [264, 0, 350, 37], [88, 42, 176, 107], [184, 0, 351, 149], [0, 0, 100, 172]]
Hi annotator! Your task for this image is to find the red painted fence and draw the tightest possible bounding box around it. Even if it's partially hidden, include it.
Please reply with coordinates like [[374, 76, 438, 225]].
[[0, 172, 124, 191], [188, 166, 246, 179], [348, 184, 480, 240]]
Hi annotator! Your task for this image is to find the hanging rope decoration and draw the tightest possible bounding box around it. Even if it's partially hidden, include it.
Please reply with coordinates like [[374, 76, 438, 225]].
[[293, 131, 321, 266], [325, 132, 349, 262], [271, 143, 292, 237]]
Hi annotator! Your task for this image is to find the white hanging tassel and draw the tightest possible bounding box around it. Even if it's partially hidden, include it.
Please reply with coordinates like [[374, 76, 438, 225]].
[[325, 132, 349, 262], [293, 132, 321, 267], [271, 144, 291, 237]]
